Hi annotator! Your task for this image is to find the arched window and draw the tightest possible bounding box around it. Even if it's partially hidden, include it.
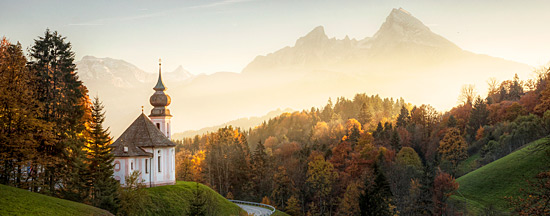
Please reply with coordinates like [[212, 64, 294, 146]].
[[156, 123, 160, 129], [131, 161, 134, 170], [158, 150, 161, 172], [145, 159, 148, 173]]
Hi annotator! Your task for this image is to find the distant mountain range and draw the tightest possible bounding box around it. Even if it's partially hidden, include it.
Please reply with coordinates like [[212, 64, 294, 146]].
[[77, 8, 531, 139], [171, 108, 293, 140]]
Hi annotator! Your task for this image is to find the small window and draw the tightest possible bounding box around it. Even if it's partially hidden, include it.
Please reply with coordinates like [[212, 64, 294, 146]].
[[145, 159, 148, 173], [114, 162, 120, 171], [156, 123, 160, 129], [131, 162, 134, 170], [123, 146, 128, 152], [158, 155, 161, 172]]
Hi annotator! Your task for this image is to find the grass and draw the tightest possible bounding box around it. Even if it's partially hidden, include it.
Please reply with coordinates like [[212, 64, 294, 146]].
[[144, 181, 243, 216], [272, 210, 290, 216], [0, 184, 112, 216], [451, 138, 550, 214], [456, 152, 480, 177]]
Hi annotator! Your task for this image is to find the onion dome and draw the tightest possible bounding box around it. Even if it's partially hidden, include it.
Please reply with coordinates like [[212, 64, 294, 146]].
[[149, 59, 172, 117]]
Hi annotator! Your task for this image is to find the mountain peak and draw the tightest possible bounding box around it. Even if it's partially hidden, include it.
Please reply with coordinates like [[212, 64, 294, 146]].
[[295, 26, 329, 47], [383, 8, 429, 32], [369, 8, 458, 50]]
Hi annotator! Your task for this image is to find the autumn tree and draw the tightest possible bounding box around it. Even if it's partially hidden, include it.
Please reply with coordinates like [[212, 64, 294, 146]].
[[0, 38, 51, 189], [534, 81, 550, 116], [438, 128, 468, 175], [505, 170, 550, 215], [458, 84, 476, 105], [336, 181, 361, 216], [272, 166, 295, 209], [285, 196, 302, 216], [433, 170, 459, 215], [306, 155, 338, 215], [85, 97, 118, 212], [175, 149, 194, 181]]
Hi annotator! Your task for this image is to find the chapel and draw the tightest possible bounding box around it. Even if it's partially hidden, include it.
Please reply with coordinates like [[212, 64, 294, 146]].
[[111, 59, 176, 187]]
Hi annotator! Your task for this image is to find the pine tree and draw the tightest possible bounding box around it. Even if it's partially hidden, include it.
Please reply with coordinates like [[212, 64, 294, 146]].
[[390, 130, 401, 152], [359, 161, 393, 216], [466, 97, 489, 142], [188, 183, 206, 216], [358, 103, 373, 127], [396, 105, 410, 128], [28, 29, 90, 196], [251, 140, 268, 199], [86, 97, 119, 212]]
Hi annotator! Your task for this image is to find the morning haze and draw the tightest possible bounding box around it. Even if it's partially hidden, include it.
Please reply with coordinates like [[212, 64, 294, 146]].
[[1, 0, 547, 137]]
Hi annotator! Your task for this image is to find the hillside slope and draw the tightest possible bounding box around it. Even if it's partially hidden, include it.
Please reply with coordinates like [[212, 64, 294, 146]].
[[144, 181, 243, 216], [0, 184, 112, 216], [452, 138, 550, 213]]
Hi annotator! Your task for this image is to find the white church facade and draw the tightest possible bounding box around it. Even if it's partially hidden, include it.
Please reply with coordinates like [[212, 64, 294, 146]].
[[111, 59, 176, 187]]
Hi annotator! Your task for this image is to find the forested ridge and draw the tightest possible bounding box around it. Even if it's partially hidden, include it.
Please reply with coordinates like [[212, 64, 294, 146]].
[[175, 68, 550, 215]]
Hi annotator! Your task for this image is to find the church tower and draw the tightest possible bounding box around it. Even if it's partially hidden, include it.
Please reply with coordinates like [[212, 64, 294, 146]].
[[149, 58, 172, 139]]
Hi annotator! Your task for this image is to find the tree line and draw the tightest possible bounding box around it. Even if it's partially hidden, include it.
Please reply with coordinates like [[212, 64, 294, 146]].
[[175, 68, 550, 215]]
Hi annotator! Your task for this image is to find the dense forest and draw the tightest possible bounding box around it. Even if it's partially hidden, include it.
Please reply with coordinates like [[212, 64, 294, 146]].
[[175, 69, 550, 215]]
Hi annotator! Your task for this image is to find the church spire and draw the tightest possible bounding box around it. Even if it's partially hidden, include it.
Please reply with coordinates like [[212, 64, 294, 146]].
[[153, 58, 166, 91], [149, 58, 171, 117]]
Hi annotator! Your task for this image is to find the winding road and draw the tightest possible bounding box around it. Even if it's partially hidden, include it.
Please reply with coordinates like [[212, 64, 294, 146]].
[[236, 204, 273, 216]]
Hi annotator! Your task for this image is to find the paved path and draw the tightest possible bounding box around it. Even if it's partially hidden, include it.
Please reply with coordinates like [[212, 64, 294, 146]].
[[236, 204, 273, 216]]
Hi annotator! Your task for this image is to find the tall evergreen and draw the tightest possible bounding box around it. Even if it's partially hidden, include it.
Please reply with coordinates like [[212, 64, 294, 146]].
[[360, 161, 393, 216], [467, 97, 489, 142], [396, 105, 410, 128], [86, 97, 119, 212], [251, 140, 268, 199], [28, 29, 89, 196], [358, 102, 373, 127]]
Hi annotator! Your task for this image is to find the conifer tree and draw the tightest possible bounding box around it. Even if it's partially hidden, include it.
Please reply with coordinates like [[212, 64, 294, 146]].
[[390, 130, 401, 152], [396, 105, 410, 128], [467, 97, 489, 141], [359, 161, 393, 216], [188, 182, 206, 216], [251, 140, 268, 199], [358, 103, 373, 127], [28, 29, 90, 197], [86, 97, 119, 212]]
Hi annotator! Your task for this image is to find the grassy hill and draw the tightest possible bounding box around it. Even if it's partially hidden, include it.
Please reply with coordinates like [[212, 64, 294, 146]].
[[452, 138, 550, 214], [0, 184, 112, 216], [144, 181, 243, 215]]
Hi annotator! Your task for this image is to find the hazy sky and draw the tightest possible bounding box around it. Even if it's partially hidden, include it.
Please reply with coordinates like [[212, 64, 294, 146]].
[[2, 0, 550, 75]]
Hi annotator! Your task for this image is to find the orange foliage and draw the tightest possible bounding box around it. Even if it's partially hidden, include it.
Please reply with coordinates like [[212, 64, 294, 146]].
[[475, 126, 485, 141]]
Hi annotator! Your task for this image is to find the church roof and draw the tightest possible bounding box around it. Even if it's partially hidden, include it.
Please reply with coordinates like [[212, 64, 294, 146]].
[[112, 113, 176, 157]]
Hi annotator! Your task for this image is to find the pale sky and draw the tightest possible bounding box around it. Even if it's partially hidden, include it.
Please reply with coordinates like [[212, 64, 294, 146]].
[[2, 0, 550, 75]]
